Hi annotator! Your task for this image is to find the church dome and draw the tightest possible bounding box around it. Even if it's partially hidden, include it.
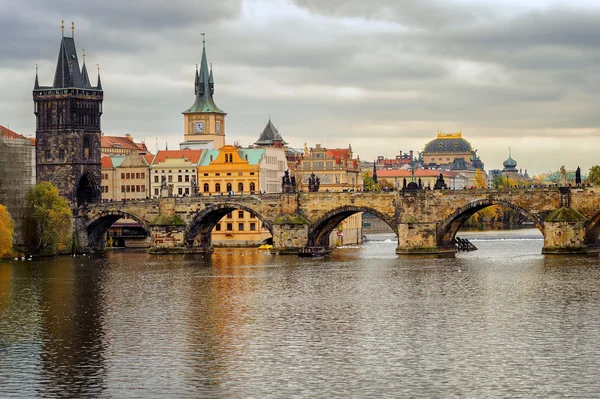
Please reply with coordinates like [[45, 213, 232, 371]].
[[423, 131, 473, 154], [502, 148, 517, 169]]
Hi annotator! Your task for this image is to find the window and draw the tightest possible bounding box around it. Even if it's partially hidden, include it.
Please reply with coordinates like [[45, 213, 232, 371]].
[[203, 183, 209, 192], [250, 222, 256, 231], [136, 185, 141, 192], [227, 173, 231, 176], [141, 173, 145, 179], [238, 210, 244, 218], [215, 173, 220, 176], [185, 188, 189, 195], [238, 182, 244, 192], [250, 172, 255, 176], [168, 175, 173, 182], [127, 173, 131, 179], [83, 136, 91, 159], [226, 223, 233, 231], [178, 175, 182, 182], [227, 212, 232, 219], [154, 188, 159, 196], [121, 186, 125, 192], [250, 182, 255, 192], [215, 183, 221, 192], [204, 173, 209, 176], [59, 150, 65, 160], [215, 223, 221, 231], [126, 185, 131, 192], [178, 188, 183, 195], [226, 182, 232, 192], [141, 185, 145, 191], [185, 175, 189, 182], [154, 176, 159, 183], [238, 223, 244, 231]]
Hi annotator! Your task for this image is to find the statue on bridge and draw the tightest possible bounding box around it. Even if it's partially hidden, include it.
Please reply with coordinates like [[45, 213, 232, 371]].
[[576, 167, 581, 186], [308, 173, 320, 192], [160, 175, 169, 198], [560, 165, 567, 186], [434, 173, 447, 190], [191, 175, 198, 196], [282, 170, 296, 194]]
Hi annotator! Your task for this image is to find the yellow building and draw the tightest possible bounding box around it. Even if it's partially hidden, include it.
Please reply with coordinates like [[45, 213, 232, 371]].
[[293, 143, 363, 246], [181, 40, 226, 149], [196, 144, 287, 246]]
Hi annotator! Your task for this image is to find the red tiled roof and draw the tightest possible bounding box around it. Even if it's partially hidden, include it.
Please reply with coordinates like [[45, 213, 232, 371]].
[[0, 125, 35, 145], [144, 154, 155, 165], [326, 148, 351, 164], [101, 156, 113, 169], [152, 150, 203, 165], [101, 135, 144, 151]]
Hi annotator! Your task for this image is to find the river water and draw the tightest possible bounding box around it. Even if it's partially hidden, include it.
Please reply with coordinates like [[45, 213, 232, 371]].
[[1, 228, 600, 398]]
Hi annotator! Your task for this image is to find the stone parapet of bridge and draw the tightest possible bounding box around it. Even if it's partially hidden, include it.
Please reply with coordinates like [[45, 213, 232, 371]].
[[73, 187, 600, 256]]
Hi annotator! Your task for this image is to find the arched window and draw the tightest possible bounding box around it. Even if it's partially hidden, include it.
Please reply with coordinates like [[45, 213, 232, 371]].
[[215, 183, 221, 192], [226, 182, 232, 192], [238, 182, 244, 193], [250, 182, 255, 193], [203, 183, 209, 192]]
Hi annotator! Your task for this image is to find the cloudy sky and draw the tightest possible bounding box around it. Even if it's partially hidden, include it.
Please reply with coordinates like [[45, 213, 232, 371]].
[[1, 0, 599, 175]]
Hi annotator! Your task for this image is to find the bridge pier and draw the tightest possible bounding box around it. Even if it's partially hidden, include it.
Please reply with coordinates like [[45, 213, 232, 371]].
[[270, 215, 310, 255], [542, 207, 589, 254], [72, 216, 92, 253], [396, 222, 456, 255], [148, 224, 188, 254]]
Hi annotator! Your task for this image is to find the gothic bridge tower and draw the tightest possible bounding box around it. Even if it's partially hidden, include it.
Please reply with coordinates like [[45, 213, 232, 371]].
[[33, 22, 103, 207]]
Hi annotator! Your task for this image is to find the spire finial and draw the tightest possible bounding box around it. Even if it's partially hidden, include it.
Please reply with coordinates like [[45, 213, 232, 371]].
[[61, 20, 64, 36], [36, 64, 38, 74], [71, 21, 74, 38], [82, 48, 85, 62], [201, 32, 205, 47]]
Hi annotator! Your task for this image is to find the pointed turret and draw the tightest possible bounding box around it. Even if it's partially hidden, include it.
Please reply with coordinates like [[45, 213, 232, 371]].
[[96, 67, 102, 90], [209, 63, 214, 95], [81, 60, 91, 88], [183, 38, 225, 115], [34, 65, 39, 89], [194, 64, 199, 95], [52, 33, 83, 88]]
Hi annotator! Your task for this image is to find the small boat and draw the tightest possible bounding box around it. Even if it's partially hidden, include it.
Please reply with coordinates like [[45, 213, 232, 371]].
[[258, 244, 273, 250]]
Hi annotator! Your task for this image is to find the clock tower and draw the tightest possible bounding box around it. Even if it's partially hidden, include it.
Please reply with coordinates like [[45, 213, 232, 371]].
[[182, 38, 226, 148]]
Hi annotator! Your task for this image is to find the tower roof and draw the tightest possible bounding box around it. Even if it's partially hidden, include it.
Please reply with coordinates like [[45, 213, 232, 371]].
[[254, 119, 288, 146], [503, 148, 518, 170], [423, 131, 473, 154], [183, 39, 225, 115]]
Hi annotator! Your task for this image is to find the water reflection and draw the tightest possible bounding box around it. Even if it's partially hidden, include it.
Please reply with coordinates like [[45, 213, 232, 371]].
[[2, 232, 600, 398]]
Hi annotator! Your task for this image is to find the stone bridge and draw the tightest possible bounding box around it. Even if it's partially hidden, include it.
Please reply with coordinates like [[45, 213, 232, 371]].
[[74, 187, 600, 255]]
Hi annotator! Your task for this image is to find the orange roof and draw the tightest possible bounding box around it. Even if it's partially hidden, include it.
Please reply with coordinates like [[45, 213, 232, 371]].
[[377, 169, 458, 178], [0, 125, 35, 145], [144, 154, 155, 165], [101, 135, 144, 151], [326, 148, 351, 164], [101, 156, 113, 169], [152, 150, 203, 165]]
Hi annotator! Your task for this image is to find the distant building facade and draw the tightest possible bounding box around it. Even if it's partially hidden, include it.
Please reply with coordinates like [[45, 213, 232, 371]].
[[149, 150, 202, 198], [101, 134, 149, 155]]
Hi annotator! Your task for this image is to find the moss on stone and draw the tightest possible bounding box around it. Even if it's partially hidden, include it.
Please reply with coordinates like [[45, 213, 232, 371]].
[[544, 207, 588, 223], [274, 214, 309, 225], [151, 214, 186, 226]]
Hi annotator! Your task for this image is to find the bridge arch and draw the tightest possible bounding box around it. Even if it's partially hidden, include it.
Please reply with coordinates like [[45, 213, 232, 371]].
[[584, 211, 600, 246], [436, 199, 543, 246], [76, 171, 100, 207], [87, 210, 151, 248], [184, 203, 273, 249], [308, 206, 397, 247]]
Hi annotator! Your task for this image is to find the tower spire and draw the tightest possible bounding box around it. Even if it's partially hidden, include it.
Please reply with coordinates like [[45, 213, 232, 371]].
[[194, 63, 199, 95], [96, 64, 102, 90], [81, 49, 91, 88], [34, 64, 39, 89]]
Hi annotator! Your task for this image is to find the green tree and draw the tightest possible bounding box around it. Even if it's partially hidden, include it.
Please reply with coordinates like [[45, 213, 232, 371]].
[[26, 182, 72, 255], [588, 166, 600, 186], [0, 204, 14, 258], [362, 171, 379, 191]]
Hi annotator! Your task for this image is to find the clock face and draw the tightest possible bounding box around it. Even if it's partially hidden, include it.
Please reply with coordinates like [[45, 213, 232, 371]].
[[193, 121, 205, 133]]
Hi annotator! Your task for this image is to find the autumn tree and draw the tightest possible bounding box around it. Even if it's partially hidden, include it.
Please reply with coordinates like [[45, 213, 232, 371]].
[[474, 169, 487, 188], [588, 166, 600, 186], [363, 171, 379, 191], [0, 204, 14, 258], [26, 182, 72, 255], [378, 178, 395, 191]]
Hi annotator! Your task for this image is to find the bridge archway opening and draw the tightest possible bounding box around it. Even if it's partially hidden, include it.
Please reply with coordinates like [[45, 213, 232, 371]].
[[308, 206, 397, 248], [584, 212, 600, 248], [184, 204, 273, 250], [437, 200, 543, 248], [87, 211, 151, 249], [76, 171, 100, 207]]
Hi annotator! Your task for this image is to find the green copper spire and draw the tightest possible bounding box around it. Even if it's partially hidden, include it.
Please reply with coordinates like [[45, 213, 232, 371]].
[[183, 35, 225, 115]]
